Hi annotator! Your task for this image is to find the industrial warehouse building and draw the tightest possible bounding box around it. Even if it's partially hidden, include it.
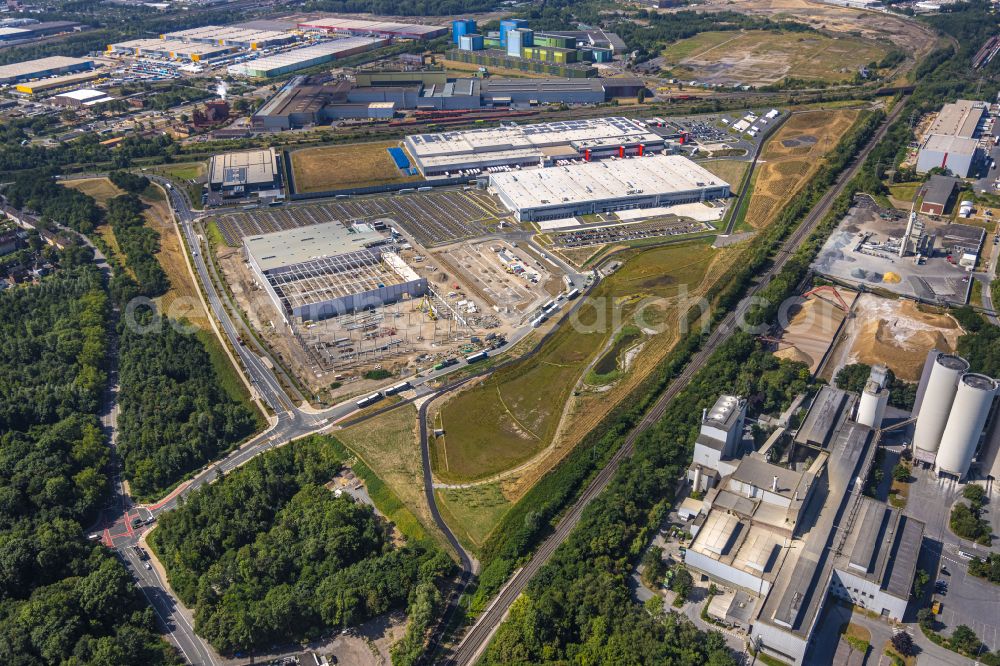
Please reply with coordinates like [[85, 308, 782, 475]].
[[297, 17, 447, 40], [916, 99, 989, 177], [208, 148, 281, 197], [488, 154, 730, 221], [682, 384, 926, 666], [404, 116, 666, 176], [0, 56, 94, 84], [227, 37, 388, 78], [244, 221, 427, 323], [252, 75, 638, 129], [161, 25, 297, 49], [108, 38, 235, 61]]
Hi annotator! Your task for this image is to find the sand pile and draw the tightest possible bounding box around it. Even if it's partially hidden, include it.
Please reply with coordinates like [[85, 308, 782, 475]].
[[846, 296, 962, 381]]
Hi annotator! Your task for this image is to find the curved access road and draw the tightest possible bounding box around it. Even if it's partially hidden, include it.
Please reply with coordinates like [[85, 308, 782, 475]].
[[447, 98, 909, 666]]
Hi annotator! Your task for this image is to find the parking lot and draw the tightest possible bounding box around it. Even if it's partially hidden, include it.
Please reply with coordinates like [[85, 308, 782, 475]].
[[213, 189, 513, 247], [550, 217, 711, 248]]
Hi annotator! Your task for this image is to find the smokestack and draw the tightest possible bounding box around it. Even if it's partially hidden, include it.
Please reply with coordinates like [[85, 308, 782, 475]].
[[702, 408, 707, 423], [638, 143, 644, 156], [772, 475, 778, 492]]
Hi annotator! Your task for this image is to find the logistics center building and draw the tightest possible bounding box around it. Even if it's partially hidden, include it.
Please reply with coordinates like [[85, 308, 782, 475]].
[[489, 154, 730, 222], [227, 37, 388, 78], [403, 116, 666, 176], [297, 17, 447, 40], [244, 221, 427, 323], [0, 56, 94, 84]]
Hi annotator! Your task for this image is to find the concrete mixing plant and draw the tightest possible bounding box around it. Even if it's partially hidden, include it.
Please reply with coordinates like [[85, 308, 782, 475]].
[[936, 373, 998, 479], [912, 352, 969, 455]]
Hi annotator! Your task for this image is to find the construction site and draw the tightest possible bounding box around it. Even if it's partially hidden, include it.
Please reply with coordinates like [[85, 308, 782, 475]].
[[812, 195, 984, 304]]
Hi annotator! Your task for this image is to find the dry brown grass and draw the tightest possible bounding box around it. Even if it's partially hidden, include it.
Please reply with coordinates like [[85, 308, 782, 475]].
[[745, 109, 859, 229], [62, 177, 124, 206], [291, 141, 422, 193]]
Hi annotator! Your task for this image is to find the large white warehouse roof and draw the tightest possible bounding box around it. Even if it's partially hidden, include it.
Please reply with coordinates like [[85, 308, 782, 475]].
[[490, 155, 728, 213]]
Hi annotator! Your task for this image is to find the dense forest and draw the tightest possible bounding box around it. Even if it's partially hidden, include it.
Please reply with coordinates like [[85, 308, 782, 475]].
[[150, 436, 452, 654], [0, 263, 178, 665], [116, 310, 259, 499]]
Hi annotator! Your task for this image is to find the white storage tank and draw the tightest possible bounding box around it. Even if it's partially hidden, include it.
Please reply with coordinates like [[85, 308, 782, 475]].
[[856, 380, 890, 428], [913, 353, 969, 453], [937, 373, 997, 479]]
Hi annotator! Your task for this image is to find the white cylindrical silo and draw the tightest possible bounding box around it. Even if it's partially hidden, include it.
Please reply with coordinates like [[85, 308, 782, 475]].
[[936, 373, 997, 479], [913, 354, 969, 453], [856, 381, 889, 428]]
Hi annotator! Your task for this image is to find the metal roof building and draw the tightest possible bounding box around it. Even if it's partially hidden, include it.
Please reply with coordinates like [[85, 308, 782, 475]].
[[927, 99, 987, 139], [162, 25, 296, 49], [227, 37, 388, 78], [916, 133, 979, 177], [208, 148, 281, 195], [0, 56, 94, 83], [481, 77, 605, 105], [108, 38, 235, 61], [404, 116, 666, 176], [489, 154, 730, 222], [243, 221, 426, 323], [297, 17, 447, 40]]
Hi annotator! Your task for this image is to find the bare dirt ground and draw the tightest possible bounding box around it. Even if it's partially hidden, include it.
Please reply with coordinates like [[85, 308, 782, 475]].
[[665, 0, 938, 75], [746, 109, 860, 229]]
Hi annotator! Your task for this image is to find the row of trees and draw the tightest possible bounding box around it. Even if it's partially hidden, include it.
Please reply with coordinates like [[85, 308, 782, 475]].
[[0, 262, 179, 665], [150, 436, 452, 654], [105, 194, 169, 298]]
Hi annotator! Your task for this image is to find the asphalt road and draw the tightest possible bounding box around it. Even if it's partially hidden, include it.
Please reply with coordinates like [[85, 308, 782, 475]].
[[446, 99, 909, 666]]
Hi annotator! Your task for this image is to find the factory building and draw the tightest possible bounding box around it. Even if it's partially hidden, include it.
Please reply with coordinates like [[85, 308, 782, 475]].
[[481, 78, 606, 105], [404, 116, 666, 177], [244, 221, 427, 324], [684, 387, 925, 666], [917, 174, 958, 215], [490, 155, 730, 222], [227, 37, 388, 77], [208, 148, 281, 197], [108, 38, 235, 61], [687, 395, 747, 492], [911, 350, 999, 479], [0, 56, 94, 84], [297, 18, 448, 40], [162, 25, 297, 49], [916, 99, 989, 177]]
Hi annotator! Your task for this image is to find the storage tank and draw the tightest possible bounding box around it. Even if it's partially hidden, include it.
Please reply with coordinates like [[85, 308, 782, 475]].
[[936, 373, 997, 479], [913, 353, 969, 453], [856, 380, 890, 428]]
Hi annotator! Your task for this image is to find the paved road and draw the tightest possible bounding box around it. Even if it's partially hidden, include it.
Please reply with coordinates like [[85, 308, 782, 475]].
[[447, 100, 909, 666]]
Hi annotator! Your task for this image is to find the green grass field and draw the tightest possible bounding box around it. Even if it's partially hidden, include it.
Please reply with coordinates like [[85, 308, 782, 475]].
[[661, 30, 888, 86], [433, 240, 718, 483], [336, 405, 450, 549], [435, 484, 511, 550]]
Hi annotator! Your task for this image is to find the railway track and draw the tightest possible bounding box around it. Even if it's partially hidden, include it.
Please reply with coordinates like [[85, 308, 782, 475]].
[[446, 96, 908, 666]]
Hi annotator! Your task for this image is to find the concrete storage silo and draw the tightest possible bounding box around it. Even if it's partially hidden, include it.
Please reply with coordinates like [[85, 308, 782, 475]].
[[856, 380, 890, 428], [913, 353, 969, 454], [936, 373, 998, 479]]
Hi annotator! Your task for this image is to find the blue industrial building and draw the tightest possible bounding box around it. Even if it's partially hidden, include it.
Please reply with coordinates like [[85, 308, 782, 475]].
[[499, 18, 528, 47], [452, 19, 477, 44]]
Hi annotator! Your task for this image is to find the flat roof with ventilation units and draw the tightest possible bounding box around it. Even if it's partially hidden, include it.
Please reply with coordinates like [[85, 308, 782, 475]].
[[488, 154, 730, 222], [208, 148, 280, 194], [297, 17, 447, 40], [0, 56, 94, 83]]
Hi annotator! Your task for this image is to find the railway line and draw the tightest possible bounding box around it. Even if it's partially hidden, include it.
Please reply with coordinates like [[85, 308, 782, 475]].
[[446, 95, 908, 666]]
